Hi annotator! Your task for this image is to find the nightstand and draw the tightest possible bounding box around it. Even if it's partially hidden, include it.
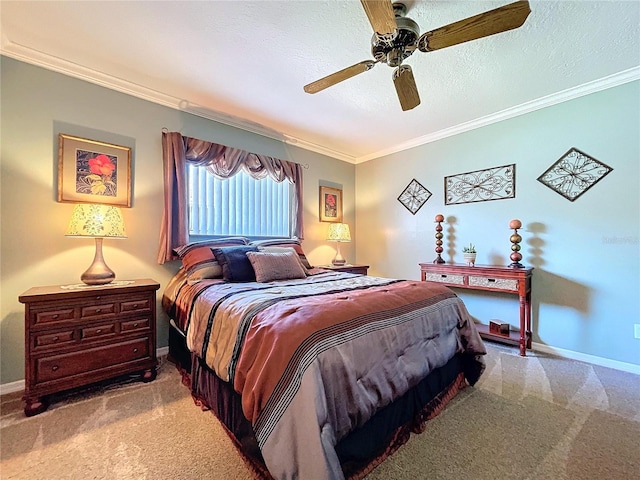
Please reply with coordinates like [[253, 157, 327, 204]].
[[19, 278, 160, 416], [321, 264, 369, 275]]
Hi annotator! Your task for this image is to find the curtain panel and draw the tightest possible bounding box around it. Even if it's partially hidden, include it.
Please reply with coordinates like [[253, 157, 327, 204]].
[[157, 132, 304, 264]]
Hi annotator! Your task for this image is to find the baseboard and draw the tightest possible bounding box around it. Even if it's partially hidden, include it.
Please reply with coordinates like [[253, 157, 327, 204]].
[[0, 379, 25, 396], [0, 346, 172, 396], [532, 342, 640, 375]]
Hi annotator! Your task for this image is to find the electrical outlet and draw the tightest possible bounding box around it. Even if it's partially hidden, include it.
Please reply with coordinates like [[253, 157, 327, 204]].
[[635, 324, 640, 339]]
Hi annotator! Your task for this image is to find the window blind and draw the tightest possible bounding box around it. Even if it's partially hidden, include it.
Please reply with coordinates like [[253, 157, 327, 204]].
[[187, 164, 291, 238]]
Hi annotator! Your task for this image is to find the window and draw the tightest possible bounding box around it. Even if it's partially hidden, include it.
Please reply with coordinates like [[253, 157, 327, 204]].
[[186, 164, 292, 238]]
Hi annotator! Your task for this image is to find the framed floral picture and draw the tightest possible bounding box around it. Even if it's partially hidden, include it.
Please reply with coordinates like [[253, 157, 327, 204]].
[[319, 186, 342, 223], [57, 134, 132, 207]]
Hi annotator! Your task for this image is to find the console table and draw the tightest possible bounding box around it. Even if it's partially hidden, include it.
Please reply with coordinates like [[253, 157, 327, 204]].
[[419, 263, 533, 356]]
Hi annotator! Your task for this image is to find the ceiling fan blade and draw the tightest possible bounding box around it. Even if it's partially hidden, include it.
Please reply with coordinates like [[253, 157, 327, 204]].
[[360, 0, 397, 36], [417, 1, 531, 52], [304, 60, 376, 94], [393, 65, 420, 111]]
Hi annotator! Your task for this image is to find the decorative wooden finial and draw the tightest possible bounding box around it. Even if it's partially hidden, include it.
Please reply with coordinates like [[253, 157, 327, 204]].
[[508, 219, 524, 268], [433, 214, 445, 264]]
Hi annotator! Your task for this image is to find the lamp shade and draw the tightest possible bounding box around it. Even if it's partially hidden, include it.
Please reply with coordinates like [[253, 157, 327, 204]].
[[66, 204, 127, 238], [326, 223, 351, 242]]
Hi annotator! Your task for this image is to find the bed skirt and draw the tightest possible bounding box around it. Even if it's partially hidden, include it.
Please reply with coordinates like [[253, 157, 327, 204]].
[[168, 323, 468, 479]]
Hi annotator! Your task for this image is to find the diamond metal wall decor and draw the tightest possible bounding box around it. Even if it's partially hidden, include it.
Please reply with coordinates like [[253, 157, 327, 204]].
[[398, 179, 431, 214], [445, 164, 515, 205], [537, 148, 613, 202]]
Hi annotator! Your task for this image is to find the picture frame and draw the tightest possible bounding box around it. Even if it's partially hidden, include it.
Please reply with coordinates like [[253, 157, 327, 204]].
[[398, 178, 432, 215], [537, 147, 613, 202], [445, 164, 515, 205], [58, 134, 132, 207], [319, 186, 343, 223]]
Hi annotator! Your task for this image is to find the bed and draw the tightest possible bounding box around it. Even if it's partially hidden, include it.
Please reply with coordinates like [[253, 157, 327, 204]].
[[162, 238, 486, 479]]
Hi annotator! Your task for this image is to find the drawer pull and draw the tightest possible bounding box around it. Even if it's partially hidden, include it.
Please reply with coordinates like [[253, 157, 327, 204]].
[[132, 304, 138, 309], [53, 314, 59, 319], [96, 329, 102, 334], [133, 348, 139, 353], [96, 308, 102, 313], [488, 278, 496, 283], [133, 323, 138, 328], [53, 336, 59, 342], [51, 365, 59, 371], [440, 274, 447, 278]]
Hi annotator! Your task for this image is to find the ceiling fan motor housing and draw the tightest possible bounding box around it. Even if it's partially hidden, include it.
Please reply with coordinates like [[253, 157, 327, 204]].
[[371, 4, 419, 67]]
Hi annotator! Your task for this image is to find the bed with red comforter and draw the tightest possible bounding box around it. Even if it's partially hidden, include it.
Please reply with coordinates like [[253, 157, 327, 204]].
[[163, 241, 486, 480]]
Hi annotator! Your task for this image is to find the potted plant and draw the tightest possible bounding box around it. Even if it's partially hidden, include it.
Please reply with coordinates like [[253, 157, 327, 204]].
[[462, 243, 477, 266]]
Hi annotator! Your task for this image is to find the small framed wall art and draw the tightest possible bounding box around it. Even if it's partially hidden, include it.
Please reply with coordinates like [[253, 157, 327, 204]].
[[398, 178, 432, 214], [319, 186, 343, 223], [58, 134, 132, 207], [445, 164, 515, 205], [537, 147, 613, 202]]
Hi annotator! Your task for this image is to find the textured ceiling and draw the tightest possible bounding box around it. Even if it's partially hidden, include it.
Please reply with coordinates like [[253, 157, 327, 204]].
[[1, 1, 639, 163]]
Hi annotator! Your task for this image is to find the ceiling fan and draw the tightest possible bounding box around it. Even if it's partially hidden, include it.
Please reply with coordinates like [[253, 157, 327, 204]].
[[304, 0, 531, 111]]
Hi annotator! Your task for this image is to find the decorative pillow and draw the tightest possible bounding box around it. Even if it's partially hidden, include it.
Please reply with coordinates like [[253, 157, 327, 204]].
[[173, 237, 249, 283], [257, 246, 309, 273], [249, 239, 312, 269], [211, 245, 259, 282], [246, 251, 307, 283]]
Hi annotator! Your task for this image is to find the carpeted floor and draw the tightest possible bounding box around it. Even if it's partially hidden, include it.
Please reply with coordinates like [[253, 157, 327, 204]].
[[1, 343, 639, 479]]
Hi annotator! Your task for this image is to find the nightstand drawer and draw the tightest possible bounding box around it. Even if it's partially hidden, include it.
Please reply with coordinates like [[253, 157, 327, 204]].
[[468, 276, 518, 291], [121, 297, 152, 313], [35, 337, 150, 383], [121, 317, 150, 333], [34, 308, 76, 326], [81, 322, 117, 340], [81, 302, 116, 318], [34, 330, 76, 349], [424, 272, 465, 286]]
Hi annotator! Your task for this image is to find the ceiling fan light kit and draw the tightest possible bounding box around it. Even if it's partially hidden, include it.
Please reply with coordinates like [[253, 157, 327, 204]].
[[304, 1, 531, 111]]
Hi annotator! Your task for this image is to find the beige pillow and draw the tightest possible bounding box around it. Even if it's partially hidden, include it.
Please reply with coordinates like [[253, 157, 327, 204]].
[[246, 250, 307, 283], [257, 246, 309, 273]]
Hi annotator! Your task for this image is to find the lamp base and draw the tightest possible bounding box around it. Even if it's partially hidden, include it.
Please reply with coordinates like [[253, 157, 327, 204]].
[[332, 242, 347, 266], [81, 269, 115, 285], [81, 238, 116, 285]]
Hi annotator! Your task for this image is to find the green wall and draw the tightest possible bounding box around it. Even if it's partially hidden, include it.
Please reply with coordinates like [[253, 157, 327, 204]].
[[0, 56, 355, 385], [356, 80, 640, 370]]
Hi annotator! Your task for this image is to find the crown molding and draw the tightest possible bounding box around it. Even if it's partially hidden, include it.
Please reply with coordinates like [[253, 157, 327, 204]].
[[355, 66, 640, 163], [178, 101, 358, 163], [0, 39, 357, 163], [2, 38, 637, 166]]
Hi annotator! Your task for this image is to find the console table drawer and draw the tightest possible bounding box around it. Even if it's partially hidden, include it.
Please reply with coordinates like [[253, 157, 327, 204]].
[[424, 272, 465, 285], [468, 276, 518, 291]]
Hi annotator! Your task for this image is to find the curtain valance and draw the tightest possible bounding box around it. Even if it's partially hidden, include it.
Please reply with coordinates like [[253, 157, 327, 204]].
[[158, 132, 304, 264]]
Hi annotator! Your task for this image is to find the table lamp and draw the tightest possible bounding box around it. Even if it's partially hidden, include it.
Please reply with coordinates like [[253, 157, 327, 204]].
[[327, 223, 351, 266], [66, 204, 127, 285]]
